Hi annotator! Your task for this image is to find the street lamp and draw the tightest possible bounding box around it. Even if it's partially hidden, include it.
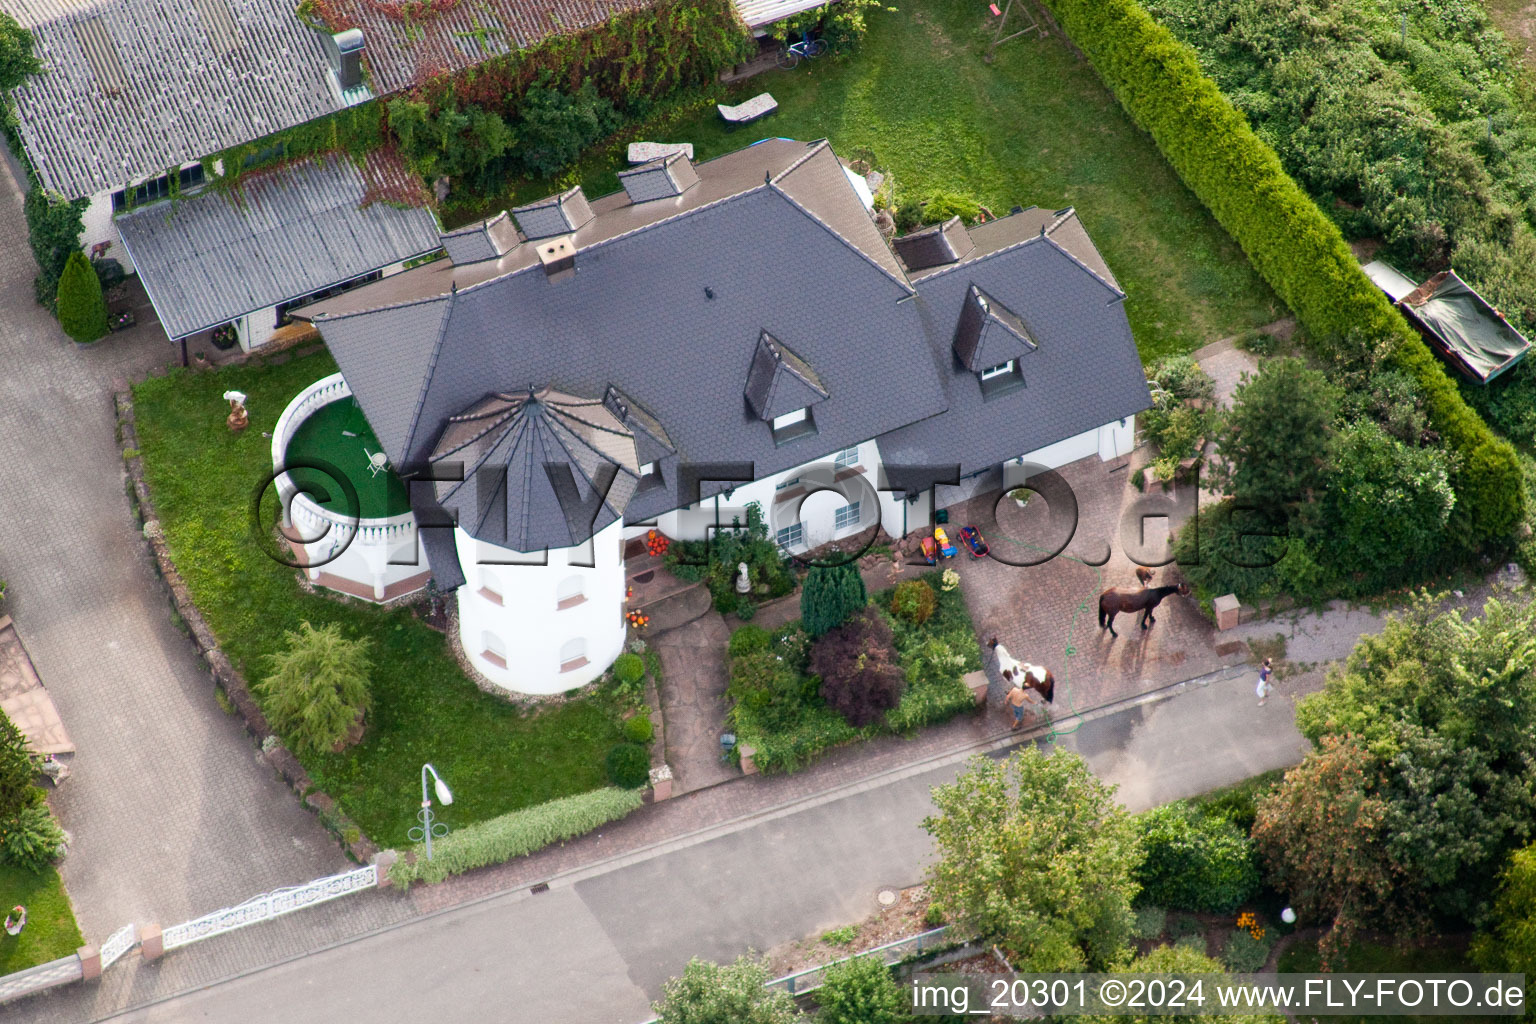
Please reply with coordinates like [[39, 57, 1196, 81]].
[[409, 763, 453, 860]]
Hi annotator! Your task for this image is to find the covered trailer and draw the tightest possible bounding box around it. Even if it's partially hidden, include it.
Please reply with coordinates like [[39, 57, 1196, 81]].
[[1363, 261, 1530, 383]]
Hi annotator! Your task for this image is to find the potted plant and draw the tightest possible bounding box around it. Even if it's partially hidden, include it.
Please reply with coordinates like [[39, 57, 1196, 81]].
[[1007, 487, 1032, 507]]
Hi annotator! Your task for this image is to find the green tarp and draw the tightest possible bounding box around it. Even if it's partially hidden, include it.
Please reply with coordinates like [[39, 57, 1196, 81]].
[[1363, 263, 1530, 383]]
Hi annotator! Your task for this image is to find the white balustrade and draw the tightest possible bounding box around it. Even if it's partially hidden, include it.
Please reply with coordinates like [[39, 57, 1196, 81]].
[[162, 865, 377, 951]]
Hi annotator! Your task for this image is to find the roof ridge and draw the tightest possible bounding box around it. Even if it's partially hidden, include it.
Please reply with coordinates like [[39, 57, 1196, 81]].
[[764, 179, 915, 296], [401, 299, 456, 459], [1043, 206, 1077, 236], [1038, 233, 1126, 301], [768, 138, 831, 184]]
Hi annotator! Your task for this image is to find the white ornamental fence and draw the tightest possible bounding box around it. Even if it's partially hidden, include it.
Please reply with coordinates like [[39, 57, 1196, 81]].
[[99, 923, 137, 969], [162, 864, 377, 951]]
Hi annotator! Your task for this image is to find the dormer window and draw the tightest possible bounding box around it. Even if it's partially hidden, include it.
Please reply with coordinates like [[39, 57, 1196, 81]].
[[637, 460, 662, 491], [771, 406, 817, 444], [954, 284, 1034, 400], [979, 359, 1024, 398], [980, 360, 1015, 380]]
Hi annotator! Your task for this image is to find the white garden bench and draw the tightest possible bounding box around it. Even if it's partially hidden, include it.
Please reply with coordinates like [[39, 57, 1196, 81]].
[[717, 93, 778, 124], [627, 141, 695, 164]]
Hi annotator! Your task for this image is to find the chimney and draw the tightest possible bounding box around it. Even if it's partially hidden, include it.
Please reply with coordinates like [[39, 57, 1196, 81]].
[[893, 216, 975, 272], [536, 235, 576, 282], [512, 188, 594, 240], [323, 29, 365, 92], [617, 152, 699, 204]]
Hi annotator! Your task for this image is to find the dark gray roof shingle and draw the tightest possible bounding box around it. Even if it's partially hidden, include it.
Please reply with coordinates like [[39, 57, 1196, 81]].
[[952, 284, 1036, 373], [115, 152, 441, 339], [744, 331, 829, 421]]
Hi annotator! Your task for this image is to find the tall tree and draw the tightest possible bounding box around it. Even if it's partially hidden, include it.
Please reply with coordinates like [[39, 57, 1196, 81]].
[[255, 621, 373, 756], [0, 711, 35, 818], [55, 250, 108, 343], [1471, 841, 1536, 1011], [924, 748, 1141, 971], [1216, 357, 1340, 516], [0, 13, 42, 93], [800, 562, 866, 638]]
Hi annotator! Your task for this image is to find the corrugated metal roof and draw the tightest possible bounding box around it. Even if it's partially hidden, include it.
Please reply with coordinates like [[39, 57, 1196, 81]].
[[116, 152, 440, 339], [734, 0, 824, 28], [7, 0, 343, 197], [310, 0, 653, 97]]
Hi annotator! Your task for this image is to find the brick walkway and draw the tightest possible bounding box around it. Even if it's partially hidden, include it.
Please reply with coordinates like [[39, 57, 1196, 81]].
[[0, 156, 343, 951]]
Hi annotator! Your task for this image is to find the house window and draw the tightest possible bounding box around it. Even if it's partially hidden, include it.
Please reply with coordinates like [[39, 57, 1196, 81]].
[[979, 359, 1024, 400], [771, 406, 817, 445], [834, 501, 861, 531], [275, 270, 384, 326], [775, 522, 804, 550], [832, 445, 859, 468], [478, 567, 503, 606], [556, 574, 586, 610], [111, 163, 206, 211], [480, 631, 507, 669], [559, 637, 589, 673], [774, 476, 801, 491]]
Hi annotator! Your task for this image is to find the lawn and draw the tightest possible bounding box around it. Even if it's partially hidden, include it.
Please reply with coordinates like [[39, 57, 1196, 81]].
[[448, 0, 1281, 361], [1278, 934, 1505, 1024], [0, 862, 82, 974], [131, 352, 634, 848]]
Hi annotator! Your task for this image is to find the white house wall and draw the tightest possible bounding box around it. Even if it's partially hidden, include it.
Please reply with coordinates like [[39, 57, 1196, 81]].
[[82, 191, 121, 262], [455, 520, 628, 695]]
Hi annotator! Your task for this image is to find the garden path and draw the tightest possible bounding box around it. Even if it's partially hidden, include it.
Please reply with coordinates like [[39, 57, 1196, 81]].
[[652, 612, 737, 794], [0, 155, 343, 950]]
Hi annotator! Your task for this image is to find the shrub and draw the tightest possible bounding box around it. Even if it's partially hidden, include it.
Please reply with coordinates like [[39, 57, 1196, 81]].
[[0, 802, 65, 872], [1041, 0, 1523, 542], [653, 955, 801, 1024], [0, 712, 34, 819], [23, 187, 85, 310], [728, 648, 815, 733], [605, 742, 651, 788], [811, 608, 904, 728], [734, 596, 756, 620], [1471, 841, 1536, 1001], [1169, 912, 1203, 939], [254, 621, 372, 757], [728, 625, 770, 658], [622, 713, 653, 744], [921, 189, 984, 225], [816, 954, 906, 1024], [1132, 904, 1168, 940], [1217, 358, 1339, 512], [1221, 928, 1272, 972], [801, 562, 866, 638], [55, 250, 108, 343], [517, 81, 621, 178], [1148, 355, 1216, 403], [1174, 934, 1207, 954], [390, 787, 643, 886], [387, 98, 516, 194], [889, 579, 936, 626], [1135, 803, 1260, 913], [612, 652, 645, 686]]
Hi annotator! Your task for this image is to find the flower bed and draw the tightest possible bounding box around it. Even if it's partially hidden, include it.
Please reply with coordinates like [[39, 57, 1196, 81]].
[[727, 572, 981, 774]]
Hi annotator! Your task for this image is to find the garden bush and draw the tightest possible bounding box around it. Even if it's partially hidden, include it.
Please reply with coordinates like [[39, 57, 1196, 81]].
[[1132, 904, 1168, 940], [605, 742, 651, 789], [386, 99, 516, 194], [1169, 912, 1203, 940], [734, 596, 755, 620], [665, 502, 795, 612], [255, 621, 372, 756], [1221, 928, 1272, 972], [801, 562, 867, 638], [889, 579, 936, 626], [727, 625, 770, 658], [1041, 0, 1523, 542], [1135, 803, 1260, 913], [815, 954, 906, 1024], [390, 786, 644, 886], [1318, 420, 1454, 579], [811, 607, 905, 728], [0, 802, 65, 872], [728, 647, 817, 734], [653, 955, 801, 1024], [516, 80, 621, 178], [23, 187, 85, 310], [612, 652, 645, 687], [55, 250, 108, 343], [622, 713, 653, 744]]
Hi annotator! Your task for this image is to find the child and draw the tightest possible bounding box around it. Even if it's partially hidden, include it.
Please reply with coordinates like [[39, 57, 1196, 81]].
[[1256, 657, 1274, 706]]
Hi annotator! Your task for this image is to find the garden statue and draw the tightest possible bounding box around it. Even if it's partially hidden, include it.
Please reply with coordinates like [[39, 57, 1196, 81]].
[[736, 561, 751, 594], [223, 390, 249, 432], [4, 905, 25, 936]]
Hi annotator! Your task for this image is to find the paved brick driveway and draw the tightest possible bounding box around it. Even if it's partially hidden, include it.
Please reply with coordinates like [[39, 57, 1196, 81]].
[[0, 158, 342, 947]]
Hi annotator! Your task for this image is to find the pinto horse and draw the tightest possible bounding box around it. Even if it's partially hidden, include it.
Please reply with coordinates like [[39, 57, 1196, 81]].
[[1098, 583, 1190, 638], [988, 638, 1055, 703]]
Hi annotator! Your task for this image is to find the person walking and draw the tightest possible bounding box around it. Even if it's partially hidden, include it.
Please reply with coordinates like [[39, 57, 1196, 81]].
[[1004, 680, 1030, 730], [1256, 657, 1274, 706], [989, 638, 1028, 730]]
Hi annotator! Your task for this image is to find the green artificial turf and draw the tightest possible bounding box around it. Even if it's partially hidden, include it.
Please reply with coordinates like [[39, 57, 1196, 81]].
[[132, 353, 632, 848], [451, 0, 1281, 361], [0, 862, 83, 975], [285, 395, 411, 519]]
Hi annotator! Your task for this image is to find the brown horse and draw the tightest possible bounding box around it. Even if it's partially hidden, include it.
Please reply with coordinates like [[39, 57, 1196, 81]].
[[1134, 566, 1155, 586], [1098, 583, 1190, 638]]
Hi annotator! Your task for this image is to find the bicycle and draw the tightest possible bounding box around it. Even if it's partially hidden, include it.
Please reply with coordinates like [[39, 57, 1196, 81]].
[[776, 30, 827, 69]]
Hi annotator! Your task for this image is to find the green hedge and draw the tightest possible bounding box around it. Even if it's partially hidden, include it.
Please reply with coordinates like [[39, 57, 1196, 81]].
[[1042, 0, 1523, 543], [389, 786, 643, 887]]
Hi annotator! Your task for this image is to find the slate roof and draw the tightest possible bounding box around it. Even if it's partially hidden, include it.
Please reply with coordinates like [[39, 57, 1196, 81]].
[[6, 0, 345, 198], [952, 285, 1036, 372], [298, 138, 1149, 557], [430, 388, 639, 551], [310, 0, 651, 101], [115, 152, 441, 340]]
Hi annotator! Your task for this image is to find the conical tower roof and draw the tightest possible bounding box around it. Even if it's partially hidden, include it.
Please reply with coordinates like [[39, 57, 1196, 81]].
[[429, 387, 639, 552]]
